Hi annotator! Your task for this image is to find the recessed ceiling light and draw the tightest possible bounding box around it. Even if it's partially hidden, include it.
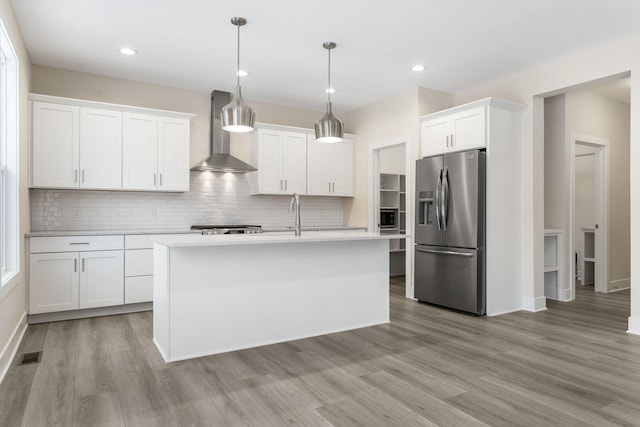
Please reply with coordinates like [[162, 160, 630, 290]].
[[120, 47, 137, 56], [236, 70, 249, 77], [411, 64, 425, 72], [325, 87, 335, 94]]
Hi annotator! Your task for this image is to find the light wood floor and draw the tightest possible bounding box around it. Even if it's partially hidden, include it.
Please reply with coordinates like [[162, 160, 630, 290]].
[[2, 278, 639, 426]]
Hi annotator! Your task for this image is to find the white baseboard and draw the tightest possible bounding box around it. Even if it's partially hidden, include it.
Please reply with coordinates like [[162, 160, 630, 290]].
[[522, 296, 547, 312], [627, 316, 640, 336], [609, 278, 630, 293], [0, 312, 27, 384], [557, 288, 573, 301]]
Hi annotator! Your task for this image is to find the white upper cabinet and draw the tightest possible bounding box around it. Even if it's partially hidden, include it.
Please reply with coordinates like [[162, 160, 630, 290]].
[[30, 94, 194, 192], [249, 126, 307, 195], [123, 113, 190, 192], [420, 105, 486, 157], [307, 137, 354, 197], [157, 117, 190, 192], [123, 112, 158, 191], [31, 102, 80, 188], [79, 108, 123, 189]]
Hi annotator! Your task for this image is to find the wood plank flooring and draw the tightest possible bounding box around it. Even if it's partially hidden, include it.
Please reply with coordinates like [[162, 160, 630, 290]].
[[1, 278, 639, 426]]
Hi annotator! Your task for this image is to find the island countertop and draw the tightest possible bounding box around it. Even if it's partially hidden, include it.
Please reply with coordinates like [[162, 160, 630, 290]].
[[151, 230, 408, 248]]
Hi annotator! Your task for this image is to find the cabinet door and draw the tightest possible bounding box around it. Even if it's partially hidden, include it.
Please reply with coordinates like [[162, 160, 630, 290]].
[[80, 108, 123, 189], [257, 129, 285, 193], [31, 102, 80, 188], [29, 252, 79, 314], [123, 112, 158, 190], [331, 139, 354, 196], [421, 117, 450, 157], [79, 250, 124, 309], [450, 106, 486, 152], [158, 117, 190, 192], [306, 138, 333, 196], [282, 132, 307, 194]]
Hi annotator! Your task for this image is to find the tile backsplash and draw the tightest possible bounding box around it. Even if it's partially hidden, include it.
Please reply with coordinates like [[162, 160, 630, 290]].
[[30, 172, 345, 231]]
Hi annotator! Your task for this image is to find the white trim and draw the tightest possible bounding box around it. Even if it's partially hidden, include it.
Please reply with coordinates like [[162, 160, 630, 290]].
[[569, 133, 610, 298], [29, 93, 196, 120], [609, 277, 630, 292], [522, 296, 548, 312], [627, 316, 640, 336], [0, 311, 27, 384], [368, 136, 414, 298]]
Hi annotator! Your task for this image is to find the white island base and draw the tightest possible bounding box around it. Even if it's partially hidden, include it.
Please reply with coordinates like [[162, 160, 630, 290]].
[[152, 233, 394, 362]]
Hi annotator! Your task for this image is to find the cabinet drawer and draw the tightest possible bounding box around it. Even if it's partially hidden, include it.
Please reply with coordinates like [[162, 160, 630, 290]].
[[125, 249, 153, 276], [125, 233, 195, 249], [125, 276, 153, 304], [125, 234, 154, 249], [29, 235, 124, 253]]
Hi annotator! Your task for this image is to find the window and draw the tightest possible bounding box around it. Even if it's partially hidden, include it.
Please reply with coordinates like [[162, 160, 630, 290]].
[[0, 18, 19, 299]]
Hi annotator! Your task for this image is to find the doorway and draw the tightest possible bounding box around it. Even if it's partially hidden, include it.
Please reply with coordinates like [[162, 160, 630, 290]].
[[369, 138, 413, 298], [570, 135, 609, 295], [543, 76, 630, 306]]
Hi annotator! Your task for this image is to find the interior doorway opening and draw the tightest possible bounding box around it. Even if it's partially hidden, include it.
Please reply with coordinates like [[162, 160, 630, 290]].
[[369, 138, 413, 298], [542, 75, 630, 307], [571, 135, 609, 295]]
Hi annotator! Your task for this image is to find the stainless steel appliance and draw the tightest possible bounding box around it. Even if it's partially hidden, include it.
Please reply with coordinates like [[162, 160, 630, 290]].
[[379, 209, 396, 229], [414, 149, 485, 315], [190, 90, 257, 173], [190, 224, 263, 235]]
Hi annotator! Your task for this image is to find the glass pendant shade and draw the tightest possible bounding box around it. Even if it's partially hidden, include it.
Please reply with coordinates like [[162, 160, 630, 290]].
[[221, 86, 255, 132], [315, 102, 343, 143], [315, 41, 343, 143], [221, 16, 255, 133]]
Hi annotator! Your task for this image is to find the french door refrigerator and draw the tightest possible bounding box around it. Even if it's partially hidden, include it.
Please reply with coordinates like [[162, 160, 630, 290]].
[[414, 149, 486, 315]]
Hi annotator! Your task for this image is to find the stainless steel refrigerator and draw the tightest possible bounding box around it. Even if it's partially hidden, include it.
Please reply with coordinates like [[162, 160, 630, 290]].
[[414, 149, 486, 315]]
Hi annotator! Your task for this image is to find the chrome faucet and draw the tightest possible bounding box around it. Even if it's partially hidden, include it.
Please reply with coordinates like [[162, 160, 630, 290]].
[[289, 193, 302, 236]]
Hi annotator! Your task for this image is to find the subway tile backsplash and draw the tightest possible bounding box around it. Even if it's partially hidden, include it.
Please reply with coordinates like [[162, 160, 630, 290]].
[[30, 172, 344, 231]]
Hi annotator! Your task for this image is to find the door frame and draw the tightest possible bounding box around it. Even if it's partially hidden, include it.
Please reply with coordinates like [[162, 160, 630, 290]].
[[368, 136, 413, 298], [569, 132, 610, 296]]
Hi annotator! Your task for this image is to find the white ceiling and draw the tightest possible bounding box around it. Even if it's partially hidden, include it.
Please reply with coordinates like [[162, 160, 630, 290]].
[[11, 0, 640, 113]]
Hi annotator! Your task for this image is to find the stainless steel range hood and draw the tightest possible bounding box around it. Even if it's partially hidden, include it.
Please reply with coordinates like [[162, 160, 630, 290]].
[[190, 90, 256, 173]]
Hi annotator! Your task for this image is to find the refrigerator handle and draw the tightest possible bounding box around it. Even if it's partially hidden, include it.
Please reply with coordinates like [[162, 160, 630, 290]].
[[435, 169, 442, 231], [441, 167, 449, 231], [415, 247, 474, 257]]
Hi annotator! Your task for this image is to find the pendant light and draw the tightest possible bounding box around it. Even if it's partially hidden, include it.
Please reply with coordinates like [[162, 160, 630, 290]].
[[314, 42, 344, 143], [221, 17, 256, 133]]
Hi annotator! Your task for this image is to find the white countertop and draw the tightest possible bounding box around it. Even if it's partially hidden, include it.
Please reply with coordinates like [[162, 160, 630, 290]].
[[26, 226, 366, 237], [152, 231, 408, 248], [26, 229, 200, 237]]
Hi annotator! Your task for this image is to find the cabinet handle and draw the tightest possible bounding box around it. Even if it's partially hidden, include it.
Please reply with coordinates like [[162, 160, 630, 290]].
[[69, 242, 89, 245], [280, 179, 283, 190], [328, 182, 331, 192], [333, 182, 335, 192], [82, 169, 85, 183], [450, 134, 454, 147], [159, 173, 163, 186], [154, 173, 157, 186], [74, 258, 77, 272], [74, 169, 78, 183], [285, 180, 287, 191], [446, 135, 449, 148], [82, 258, 85, 272]]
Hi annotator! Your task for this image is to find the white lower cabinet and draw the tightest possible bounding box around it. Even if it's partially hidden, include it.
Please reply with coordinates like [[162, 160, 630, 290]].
[[29, 252, 80, 314], [28, 235, 124, 314], [79, 250, 124, 309]]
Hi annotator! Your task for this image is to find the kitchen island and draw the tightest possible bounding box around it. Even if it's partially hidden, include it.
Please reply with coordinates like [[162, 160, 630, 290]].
[[151, 231, 403, 362]]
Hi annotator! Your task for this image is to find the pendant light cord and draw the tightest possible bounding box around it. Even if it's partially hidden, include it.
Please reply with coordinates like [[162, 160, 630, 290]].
[[236, 22, 241, 91], [327, 48, 331, 104]]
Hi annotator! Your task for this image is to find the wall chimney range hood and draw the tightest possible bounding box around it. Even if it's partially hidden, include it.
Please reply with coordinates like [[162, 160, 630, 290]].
[[190, 90, 257, 173]]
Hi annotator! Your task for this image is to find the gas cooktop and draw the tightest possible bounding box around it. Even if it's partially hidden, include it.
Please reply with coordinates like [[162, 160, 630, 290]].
[[190, 224, 263, 235]]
